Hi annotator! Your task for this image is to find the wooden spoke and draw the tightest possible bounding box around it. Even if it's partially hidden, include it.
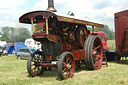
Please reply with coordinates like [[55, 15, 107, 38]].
[[94, 60, 100, 67], [66, 56, 69, 64], [63, 62, 66, 65], [31, 64, 35, 66], [32, 67, 36, 71], [94, 39, 98, 45], [95, 45, 100, 50], [96, 55, 101, 61], [66, 69, 69, 76], [68, 60, 72, 64], [38, 67, 40, 71], [63, 68, 67, 73]]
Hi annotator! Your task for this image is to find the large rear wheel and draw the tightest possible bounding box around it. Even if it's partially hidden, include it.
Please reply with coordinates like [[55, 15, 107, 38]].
[[84, 36, 103, 70], [57, 52, 75, 80], [27, 51, 45, 77], [76, 25, 88, 46]]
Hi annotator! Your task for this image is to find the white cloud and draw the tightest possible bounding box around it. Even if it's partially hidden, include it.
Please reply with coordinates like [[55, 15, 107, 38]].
[[0, 8, 28, 26], [0, 0, 25, 9], [31, 0, 48, 11], [0, 0, 128, 32], [51, 0, 128, 31], [0, 0, 30, 29]]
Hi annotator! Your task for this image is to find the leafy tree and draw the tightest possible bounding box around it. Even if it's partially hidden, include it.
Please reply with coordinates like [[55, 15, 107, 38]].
[[0, 27, 31, 43], [88, 25, 115, 40], [0, 27, 10, 42], [13, 28, 31, 42]]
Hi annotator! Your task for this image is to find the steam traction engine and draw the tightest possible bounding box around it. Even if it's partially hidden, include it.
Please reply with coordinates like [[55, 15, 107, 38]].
[[19, 0, 104, 80]]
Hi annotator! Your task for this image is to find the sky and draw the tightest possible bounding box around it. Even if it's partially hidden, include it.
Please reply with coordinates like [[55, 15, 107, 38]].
[[0, 0, 128, 31]]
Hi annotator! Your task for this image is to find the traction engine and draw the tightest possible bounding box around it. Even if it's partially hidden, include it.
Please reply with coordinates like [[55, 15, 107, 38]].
[[19, 0, 104, 80]]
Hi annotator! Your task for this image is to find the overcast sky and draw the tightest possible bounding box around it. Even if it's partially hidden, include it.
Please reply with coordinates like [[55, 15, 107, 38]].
[[0, 0, 128, 31]]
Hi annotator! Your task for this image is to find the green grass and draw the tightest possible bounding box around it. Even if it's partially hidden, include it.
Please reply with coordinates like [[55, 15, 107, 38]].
[[1, 55, 128, 85], [107, 40, 115, 51]]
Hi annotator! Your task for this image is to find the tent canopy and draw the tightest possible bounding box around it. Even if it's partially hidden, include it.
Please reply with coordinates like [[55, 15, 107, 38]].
[[6, 42, 27, 54]]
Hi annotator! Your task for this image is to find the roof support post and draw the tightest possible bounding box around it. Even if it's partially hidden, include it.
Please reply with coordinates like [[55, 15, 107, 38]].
[[46, 20, 49, 35], [31, 20, 34, 35]]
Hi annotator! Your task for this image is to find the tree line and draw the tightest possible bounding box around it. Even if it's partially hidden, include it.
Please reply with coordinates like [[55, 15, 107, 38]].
[[0, 27, 31, 43], [88, 25, 115, 40], [0, 25, 114, 43]]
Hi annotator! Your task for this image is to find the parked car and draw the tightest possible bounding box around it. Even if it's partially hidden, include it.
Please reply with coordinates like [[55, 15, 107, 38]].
[[16, 47, 38, 59]]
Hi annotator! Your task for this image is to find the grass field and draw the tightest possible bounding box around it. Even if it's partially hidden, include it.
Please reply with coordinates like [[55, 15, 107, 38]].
[[107, 40, 115, 51], [1, 55, 128, 85]]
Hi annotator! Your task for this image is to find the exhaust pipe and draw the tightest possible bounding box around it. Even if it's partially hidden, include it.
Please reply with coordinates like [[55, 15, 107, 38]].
[[47, 0, 57, 12]]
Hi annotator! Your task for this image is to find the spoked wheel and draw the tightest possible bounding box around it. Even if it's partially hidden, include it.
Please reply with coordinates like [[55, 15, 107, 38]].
[[76, 25, 88, 46], [27, 51, 45, 77], [57, 52, 75, 80], [84, 36, 103, 70]]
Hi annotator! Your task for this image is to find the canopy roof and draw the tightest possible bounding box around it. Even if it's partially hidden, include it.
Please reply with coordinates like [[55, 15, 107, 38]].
[[19, 10, 104, 28]]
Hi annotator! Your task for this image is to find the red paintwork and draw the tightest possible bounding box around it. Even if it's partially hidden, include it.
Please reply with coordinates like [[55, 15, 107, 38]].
[[41, 63, 57, 68], [79, 49, 85, 60], [45, 56, 52, 60], [72, 50, 80, 60], [72, 49, 85, 60], [90, 31, 108, 50], [115, 10, 128, 53], [61, 42, 77, 52]]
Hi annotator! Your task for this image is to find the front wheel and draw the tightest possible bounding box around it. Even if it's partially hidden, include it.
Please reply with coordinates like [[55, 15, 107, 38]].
[[27, 51, 45, 77], [57, 52, 75, 80]]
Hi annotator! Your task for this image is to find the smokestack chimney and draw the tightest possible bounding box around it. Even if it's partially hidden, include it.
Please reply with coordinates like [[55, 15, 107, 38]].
[[47, 0, 57, 12]]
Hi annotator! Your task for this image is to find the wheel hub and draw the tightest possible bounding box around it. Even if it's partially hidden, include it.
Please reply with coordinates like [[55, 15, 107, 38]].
[[93, 50, 97, 55], [67, 64, 71, 69], [34, 62, 40, 67]]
